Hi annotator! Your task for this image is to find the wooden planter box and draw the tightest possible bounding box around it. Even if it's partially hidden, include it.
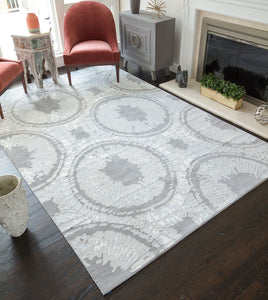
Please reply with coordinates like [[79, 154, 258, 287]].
[[200, 86, 243, 110]]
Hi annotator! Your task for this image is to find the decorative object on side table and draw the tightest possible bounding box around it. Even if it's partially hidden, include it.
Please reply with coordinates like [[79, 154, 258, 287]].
[[26, 13, 40, 33], [254, 104, 268, 125], [200, 73, 246, 110], [130, 0, 140, 14], [146, 0, 167, 18], [176, 65, 188, 88], [0, 175, 29, 237]]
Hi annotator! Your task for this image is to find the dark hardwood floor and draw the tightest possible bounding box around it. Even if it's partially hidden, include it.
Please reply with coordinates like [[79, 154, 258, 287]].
[[0, 62, 267, 300]]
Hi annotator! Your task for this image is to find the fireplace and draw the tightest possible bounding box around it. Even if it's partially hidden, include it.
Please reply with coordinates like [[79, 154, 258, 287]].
[[160, 2, 268, 139], [178, 1, 268, 81], [196, 18, 268, 105]]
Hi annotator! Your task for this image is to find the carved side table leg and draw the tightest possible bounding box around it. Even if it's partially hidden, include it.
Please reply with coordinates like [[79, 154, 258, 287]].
[[23, 60, 31, 83], [28, 57, 42, 88], [21, 76, 27, 94], [51, 66, 58, 84], [37, 74, 43, 88], [43, 50, 58, 84], [49, 61, 58, 84], [42, 58, 47, 79], [33, 52, 44, 88]]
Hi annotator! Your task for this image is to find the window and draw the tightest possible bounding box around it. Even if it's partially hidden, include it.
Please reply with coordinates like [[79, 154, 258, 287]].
[[0, 0, 20, 13], [0, 0, 119, 66]]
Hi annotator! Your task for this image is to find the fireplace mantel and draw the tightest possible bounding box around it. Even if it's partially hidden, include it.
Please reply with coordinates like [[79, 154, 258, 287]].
[[179, 0, 268, 77]]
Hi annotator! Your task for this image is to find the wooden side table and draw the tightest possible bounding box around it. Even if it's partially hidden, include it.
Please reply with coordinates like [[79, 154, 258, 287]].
[[11, 29, 58, 88], [119, 10, 175, 81]]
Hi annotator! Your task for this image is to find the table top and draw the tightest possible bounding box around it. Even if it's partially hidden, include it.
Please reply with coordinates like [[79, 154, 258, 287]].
[[11, 28, 51, 39], [119, 10, 175, 22]]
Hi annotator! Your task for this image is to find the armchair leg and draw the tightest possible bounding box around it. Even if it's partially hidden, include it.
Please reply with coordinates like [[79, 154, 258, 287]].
[[115, 63, 119, 83], [0, 103, 4, 119], [66, 66, 72, 86], [21, 76, 28, 94]]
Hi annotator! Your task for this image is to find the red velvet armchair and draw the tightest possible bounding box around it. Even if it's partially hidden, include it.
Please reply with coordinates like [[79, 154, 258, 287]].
[[63, 1, 120, 86], [0, 58, 27, 119]]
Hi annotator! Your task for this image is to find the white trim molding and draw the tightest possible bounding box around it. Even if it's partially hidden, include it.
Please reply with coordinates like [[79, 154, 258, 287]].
[[208, 0, 268, 11]]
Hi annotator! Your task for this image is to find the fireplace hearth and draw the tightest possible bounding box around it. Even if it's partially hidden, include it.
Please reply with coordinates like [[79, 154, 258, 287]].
[[160, 3, 268, 139]]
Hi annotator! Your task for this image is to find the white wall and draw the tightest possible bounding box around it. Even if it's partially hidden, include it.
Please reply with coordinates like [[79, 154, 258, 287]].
[[120, 0, 183, 71], [0, 12, 28, 59]]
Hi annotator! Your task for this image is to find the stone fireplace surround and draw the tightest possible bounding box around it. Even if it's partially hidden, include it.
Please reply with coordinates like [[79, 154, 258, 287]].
[[160, 0, 268, 140]]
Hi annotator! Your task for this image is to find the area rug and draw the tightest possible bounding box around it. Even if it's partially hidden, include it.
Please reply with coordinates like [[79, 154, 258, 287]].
[[0, 66, 267, 294]]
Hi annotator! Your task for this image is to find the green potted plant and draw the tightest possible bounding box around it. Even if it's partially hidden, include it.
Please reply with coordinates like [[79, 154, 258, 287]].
[[200, 73, 246, 110]]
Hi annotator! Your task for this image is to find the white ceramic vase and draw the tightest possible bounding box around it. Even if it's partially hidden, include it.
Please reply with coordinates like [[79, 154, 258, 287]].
[[0, 175, 29, 237]]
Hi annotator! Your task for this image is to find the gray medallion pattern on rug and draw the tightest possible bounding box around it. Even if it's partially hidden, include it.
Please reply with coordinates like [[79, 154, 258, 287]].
[[180, 105, 263, 146], [11, 90, 85, 126], [0, 66, 267, 295], [70, 141, 176, 216], [0, 132, 65, 190], [93, 96, 171, 136], [187, 153, 268, 218]]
